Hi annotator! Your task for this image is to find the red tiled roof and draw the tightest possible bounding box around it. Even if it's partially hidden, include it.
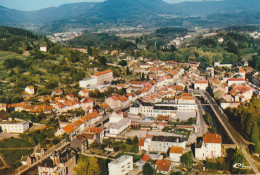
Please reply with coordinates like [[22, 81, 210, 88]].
[[170, 85, 184, 91], [131, 81, 144, 85], [170, 146, 184, 154], [203, 133, 222, 144], [155, 160, 171, 172], [195, 80, 208, 84], [227, 78, 245, 81], [119, 96, 128, 102], [139, 139, 145, 146], [93, 69, 112, 77], [81, 89, 89, 93], [111, 95, 119, 101], [85, 127, 103, 134], [181, 96, 194, 100], [62, 125, 75, 133], [89, 111, 99, 118], [27, 86, 34, 90], [141, 154, 151, 162]]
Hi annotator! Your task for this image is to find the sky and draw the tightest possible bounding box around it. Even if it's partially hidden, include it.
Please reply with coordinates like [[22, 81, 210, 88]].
[[0, 0, 209, 11]]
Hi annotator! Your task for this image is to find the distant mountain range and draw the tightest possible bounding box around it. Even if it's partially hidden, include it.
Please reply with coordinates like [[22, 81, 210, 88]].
[[1, 0, 260, 32], [0, 2, 98, 25]]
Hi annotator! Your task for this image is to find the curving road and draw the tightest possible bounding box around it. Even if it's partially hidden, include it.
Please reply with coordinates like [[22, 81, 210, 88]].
[[197, 90, 259, 174]]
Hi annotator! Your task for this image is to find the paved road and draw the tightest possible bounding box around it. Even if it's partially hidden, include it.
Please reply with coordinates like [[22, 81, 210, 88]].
[[14, 140, 69, 175], [242, 148, 260, 175], [200, 90, 248, 147], [197, 90, 259, 174], [194, 97, 208, 137]]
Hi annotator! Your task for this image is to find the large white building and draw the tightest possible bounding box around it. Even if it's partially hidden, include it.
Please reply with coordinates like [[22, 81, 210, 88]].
[[0, 119, 29, 133], [130, 98, 197, 119], [195, 134, 222, 160], [139, 135, 186, 152], [108, 155, 133, 175], [79, 70, 113, 88], [107, 118, 131, 137]]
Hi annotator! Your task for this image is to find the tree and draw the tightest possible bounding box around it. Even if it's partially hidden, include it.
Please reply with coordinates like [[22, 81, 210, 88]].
[[133, 136, 139, 145], [180, 152, 193, 168], [141, 73, 145, 81], [98, 56, 107, 66], [126, 66, 131, 75], [146, 74, 150, 81], [119, 60, 127, 67], [143, 163, 154, 175], [251, 124, 260, 153], [88, 46, 93, 57], [73, 157, 101, 175], [126, 138, 132, 145]]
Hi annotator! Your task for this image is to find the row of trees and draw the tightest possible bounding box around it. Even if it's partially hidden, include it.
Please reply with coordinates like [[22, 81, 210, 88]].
[[225, 98, 260, 153]]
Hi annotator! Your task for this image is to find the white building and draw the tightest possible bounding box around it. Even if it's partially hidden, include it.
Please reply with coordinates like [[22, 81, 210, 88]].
[[194, 80, 208, 90], [108, 155, 133, 175], [79, 69, 113, 88], [0, 119, 29, 133], [140, 135, 186, 152], [227, 78, 246, 87], [109, 110, 124, 123], [40, 45, 47, 52], [195, 133, 222, 160], [107, 118, 131, 137], [169, 146, 184, 162], [214, 61, 232, 68], [79, 77, 98, 88], [130, 99, 197, 119], [25, 86, 35, 95]]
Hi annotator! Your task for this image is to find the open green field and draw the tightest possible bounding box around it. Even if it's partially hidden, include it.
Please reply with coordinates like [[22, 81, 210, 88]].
[[0, 51, 26, 65], [0, 149, 33, 165], [0, 138, 33, 148]]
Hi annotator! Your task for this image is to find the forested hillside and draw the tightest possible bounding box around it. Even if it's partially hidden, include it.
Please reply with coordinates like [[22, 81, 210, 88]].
[[225, 98, 260, 153]]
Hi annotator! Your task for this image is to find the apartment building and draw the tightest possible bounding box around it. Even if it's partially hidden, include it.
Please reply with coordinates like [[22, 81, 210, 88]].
[[108, 155, 133, 175]]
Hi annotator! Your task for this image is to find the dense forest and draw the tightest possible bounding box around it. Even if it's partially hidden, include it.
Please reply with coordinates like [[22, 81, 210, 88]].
[[225, 98, 260, 153], [68, 33, 137, 52]]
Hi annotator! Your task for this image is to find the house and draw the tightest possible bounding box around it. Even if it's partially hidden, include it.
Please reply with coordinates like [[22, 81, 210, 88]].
[[108, 155, 133, 175], [51, 89, 63, 96], [227, 78, 245, 87], [136, 154, 151, 169], [78, 89, 89, 97], [105, 95, 129, 109], [140, 135, 186, 152], [155, 160, 172, 174], [0, 104, 7, 111], [80, 98, 94, 110], [169, 146, 184, 162], [26, 145, 45, 166], [70, 133, 95, 153], [194, 80, 208, 90], [38, 147, 77, 175], [25, 86, 35, 95], [40, 45, 47, 52], [0, 119, 29, 133], [85, 127, 104, 144], [109, 110, 124, 123], [195, 133, 222, 160]]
